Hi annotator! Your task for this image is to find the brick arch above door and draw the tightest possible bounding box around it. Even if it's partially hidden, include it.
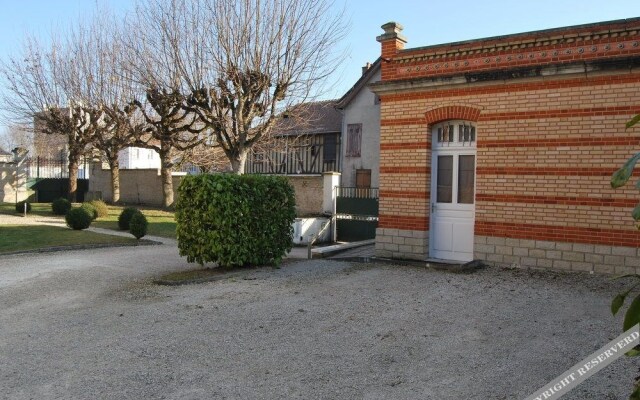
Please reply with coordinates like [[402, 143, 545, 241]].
[[424, 104, 483, 125]]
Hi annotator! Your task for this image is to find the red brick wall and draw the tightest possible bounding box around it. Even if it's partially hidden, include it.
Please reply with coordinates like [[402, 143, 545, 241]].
[[378, 71, 640, 246]]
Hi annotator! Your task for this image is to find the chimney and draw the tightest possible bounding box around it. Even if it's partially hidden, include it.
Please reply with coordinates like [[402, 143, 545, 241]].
[[376, 22, 407, 60], [361, 62, 372, 75]]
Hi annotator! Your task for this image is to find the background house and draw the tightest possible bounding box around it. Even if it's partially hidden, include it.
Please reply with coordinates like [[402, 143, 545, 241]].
[[245, 100, 342, 175], [371, 19, 640, 275], [336, 60, 381, 189], [118, 147, 161, 169]]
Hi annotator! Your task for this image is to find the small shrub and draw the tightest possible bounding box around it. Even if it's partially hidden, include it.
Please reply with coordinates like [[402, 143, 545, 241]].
[[15, 201, 31, 213], [52, 198, 71, 215], [118, 207, 139, 230], [176, 174, 296, 267], [65, 207, 93, 230], [80, 202, 98, 220], [88, 200, 109, 218], [129, 212, 148, 239]]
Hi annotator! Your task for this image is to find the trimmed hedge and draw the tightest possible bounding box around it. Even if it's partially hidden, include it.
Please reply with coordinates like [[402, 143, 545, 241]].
[[80, 203, 98, 220], [129, 212, 148, 239], [118, 207, 139, 230], [89, 200, 109, 218], [65, 207, 93, 230], [52, 198, 71, 215], [16, 201, 31, 213], [176, 174, 296, 267]]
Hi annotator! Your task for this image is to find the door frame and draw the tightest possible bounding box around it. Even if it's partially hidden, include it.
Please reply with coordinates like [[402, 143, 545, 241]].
[[429, 120, 477, 261]]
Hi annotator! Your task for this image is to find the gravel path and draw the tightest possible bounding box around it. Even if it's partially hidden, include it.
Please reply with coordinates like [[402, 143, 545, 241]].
[[0, 245, 637, 399], [1, 213, 67, 226]]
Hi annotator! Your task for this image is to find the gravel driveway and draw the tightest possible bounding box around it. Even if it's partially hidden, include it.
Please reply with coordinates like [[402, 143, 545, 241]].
[[0, 245, 637, 399]]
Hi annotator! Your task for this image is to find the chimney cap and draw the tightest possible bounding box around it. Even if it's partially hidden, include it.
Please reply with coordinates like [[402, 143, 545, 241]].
[[376, 21, 407, 44]]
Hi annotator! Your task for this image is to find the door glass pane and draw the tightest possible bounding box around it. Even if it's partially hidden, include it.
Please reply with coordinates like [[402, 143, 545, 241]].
[[437, 155, 453, 203], [458, 155, 475, 204]]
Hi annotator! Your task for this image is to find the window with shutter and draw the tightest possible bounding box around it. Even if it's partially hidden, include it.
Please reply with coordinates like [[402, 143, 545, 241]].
[[356, 169, 371, 188], [346, 123, 362, 157]]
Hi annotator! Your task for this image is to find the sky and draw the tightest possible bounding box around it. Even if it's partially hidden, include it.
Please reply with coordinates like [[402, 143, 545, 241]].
[[0, 0, 638, 136]]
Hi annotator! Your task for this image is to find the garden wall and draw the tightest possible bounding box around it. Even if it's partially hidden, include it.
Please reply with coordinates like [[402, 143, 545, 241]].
[[0, 161, 29, 203], [89, 163, 330, 215], [88, 163, 183, 206], [283, 175, 324, 216]]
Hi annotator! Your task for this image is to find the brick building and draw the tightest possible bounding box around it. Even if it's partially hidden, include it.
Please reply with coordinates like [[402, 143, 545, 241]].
[[371, 19, 640, 274]]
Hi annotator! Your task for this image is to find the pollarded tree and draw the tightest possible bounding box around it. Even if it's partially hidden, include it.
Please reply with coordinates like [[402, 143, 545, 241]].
[[125, 1, 207, 207], [135, 0, 348, 173], [131, 88, 205, 207], [0, 36, 95, 201], [60, 9, 145, 203]]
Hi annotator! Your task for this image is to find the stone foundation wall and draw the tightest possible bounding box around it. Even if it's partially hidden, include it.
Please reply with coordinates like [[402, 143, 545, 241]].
[[375, 228, 428, 260], [475, 236, 640, 275]]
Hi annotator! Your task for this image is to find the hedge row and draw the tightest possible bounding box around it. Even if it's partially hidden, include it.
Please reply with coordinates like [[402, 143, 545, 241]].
[[176, 174, 296, 267]]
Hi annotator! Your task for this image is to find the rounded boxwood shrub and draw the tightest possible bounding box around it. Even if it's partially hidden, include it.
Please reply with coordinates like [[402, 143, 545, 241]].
[[88, 200, 109, 218], [118, 207, 139, 230], [15, 201, 31, 213], [65, 207, 93, 230], [52, 198, 71, 215], [80, 202, 98, 220], [176, 174, 296, 267], [129, 212, 148, 239]]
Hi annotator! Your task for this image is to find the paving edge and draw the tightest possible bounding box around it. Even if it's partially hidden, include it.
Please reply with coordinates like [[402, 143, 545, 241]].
[[311, 240, 376, 258], [336, 256, 486, 274], [0, 239, 161, 256]]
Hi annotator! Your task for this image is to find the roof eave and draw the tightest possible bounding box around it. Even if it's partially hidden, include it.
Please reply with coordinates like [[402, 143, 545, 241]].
[[336, 58, 382, 109]]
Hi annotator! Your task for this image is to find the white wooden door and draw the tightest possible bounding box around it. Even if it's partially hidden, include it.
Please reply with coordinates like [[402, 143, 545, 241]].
[[429, 122, 476, 262]]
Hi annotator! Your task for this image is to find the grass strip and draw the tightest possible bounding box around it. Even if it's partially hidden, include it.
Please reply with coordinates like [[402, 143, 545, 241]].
[[0, 225, 138, 254]]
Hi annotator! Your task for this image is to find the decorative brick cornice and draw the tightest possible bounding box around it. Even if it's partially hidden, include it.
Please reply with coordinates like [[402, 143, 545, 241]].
[[424, 105, 482, 124], [381, 19, 640, 82]]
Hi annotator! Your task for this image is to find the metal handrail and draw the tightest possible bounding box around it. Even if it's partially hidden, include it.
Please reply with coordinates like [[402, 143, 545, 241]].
[[307, 215, 334, 259]]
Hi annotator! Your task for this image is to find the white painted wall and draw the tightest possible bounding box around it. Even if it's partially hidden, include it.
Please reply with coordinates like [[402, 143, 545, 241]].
[[340, 68, 381, 188], [118, 147, 161, 169]]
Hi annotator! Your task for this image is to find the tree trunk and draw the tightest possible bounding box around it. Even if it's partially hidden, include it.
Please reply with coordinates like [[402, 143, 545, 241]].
[[230, 150, 248, 175], [109, 159, 121, 204], [68, 154, 80, 202], [159, 146, 174, 208]]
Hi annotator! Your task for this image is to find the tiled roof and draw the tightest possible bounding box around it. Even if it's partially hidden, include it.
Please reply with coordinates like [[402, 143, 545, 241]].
[[272, 100, 341, 136]]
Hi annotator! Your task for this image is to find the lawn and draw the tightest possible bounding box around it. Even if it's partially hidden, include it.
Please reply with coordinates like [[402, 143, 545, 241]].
[[91, 205, 177, 238], [0, 202, 53, 217], [0, 225, 138, 254], [1, 202, 177, 238]]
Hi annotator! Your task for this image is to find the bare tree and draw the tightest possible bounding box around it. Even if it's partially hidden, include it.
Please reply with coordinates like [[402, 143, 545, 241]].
[[135, 0, 348, 174], [0, 124, 34, 155], [130, 88, 205, 207], [175, 138, 231, 173], [0, 35, 96, 201], [61, 9, 144, 203], [124, 1, 208, 207]]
